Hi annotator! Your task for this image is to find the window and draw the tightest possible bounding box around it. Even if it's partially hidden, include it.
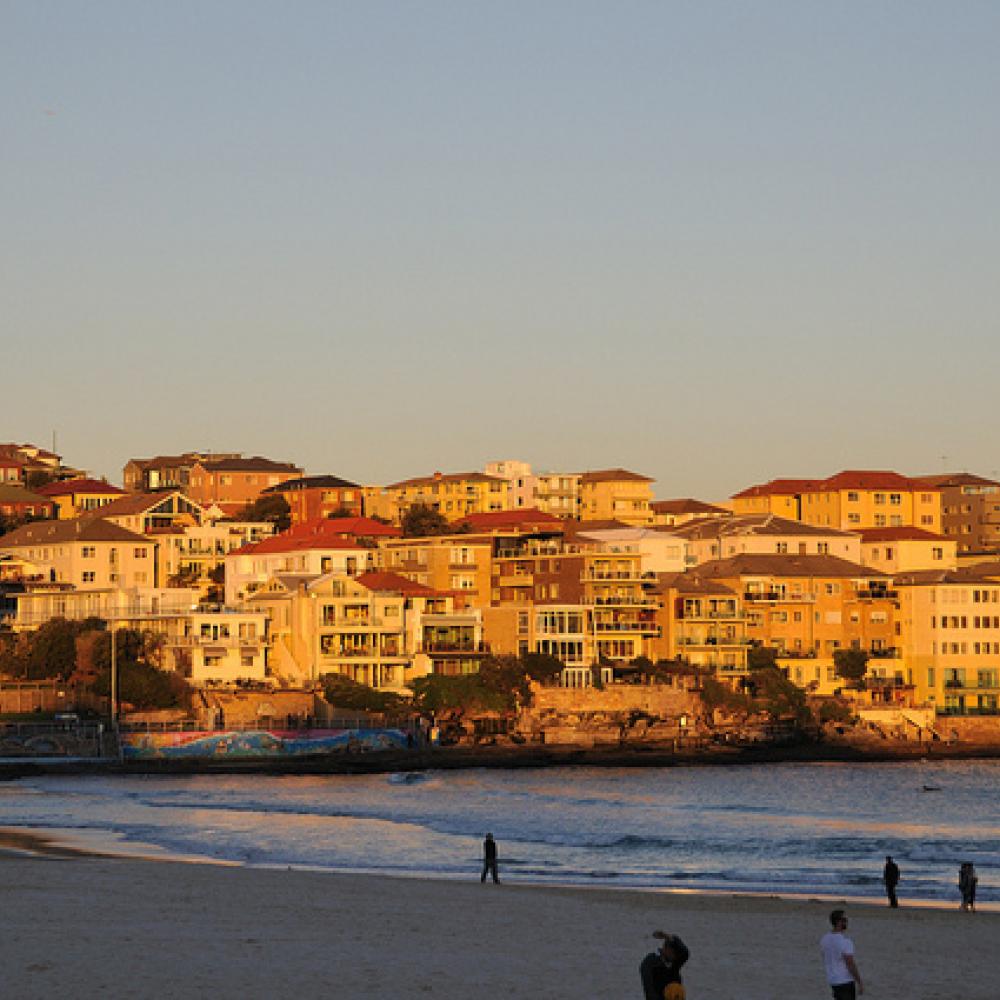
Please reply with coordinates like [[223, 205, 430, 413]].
[[890, 493, 902, 505], [885, 547, 894, 560], [921, 515, 934, 525], [242, 654, 256, 668], [874, 493, 886, 505], [81, 546, 96, 558], [134, 547, 147, 558], [847, 513, 861, 524], [874, 514, 887, 527], [847, 492, 859, 502], [775, 542, 787, 554], [82, 571, 96, 582]]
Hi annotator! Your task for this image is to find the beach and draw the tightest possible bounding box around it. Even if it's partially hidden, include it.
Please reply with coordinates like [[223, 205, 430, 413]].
[[1, 830, 995, 1000]]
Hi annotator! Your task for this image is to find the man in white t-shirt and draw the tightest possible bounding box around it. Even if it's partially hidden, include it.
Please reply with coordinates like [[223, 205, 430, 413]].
[[819, 909, 864, 999]]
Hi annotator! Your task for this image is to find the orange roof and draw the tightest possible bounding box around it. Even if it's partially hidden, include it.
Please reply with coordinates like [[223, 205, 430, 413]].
[[36, 478, 124, 497], [355, 571, 446, 597], [387, 471, 506, 489], [316, 516, 401, 537], [731, 478, 821, 499], [817, 470, 918, 492], [580, 468, 653, 484], [460, 509, 562, 530], [651, 498, 730, 515], [859, 527, 948, 542], [236, 530, 362, 556]]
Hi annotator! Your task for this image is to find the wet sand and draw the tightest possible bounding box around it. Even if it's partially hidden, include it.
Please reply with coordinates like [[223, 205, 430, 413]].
[[0, 828, 994, 999]]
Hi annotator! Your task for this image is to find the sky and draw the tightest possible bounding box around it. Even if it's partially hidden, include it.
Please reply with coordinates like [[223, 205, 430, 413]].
[[3, 1, 999, 500]]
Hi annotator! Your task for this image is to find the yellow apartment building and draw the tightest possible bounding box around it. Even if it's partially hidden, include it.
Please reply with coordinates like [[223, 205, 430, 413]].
[[859, 527, 957, 574], [248, 570, 485, 691], [650, 575, 748, 679], [799, 471, 942, 533], [532, 472, 581, 519], [579, 469, 654, 525], [730, 479, 820, 519], [894, 565, 1000, 716], [35, 478, 126, 519], [378, 533, 494, 607], [385, 471, 510, 521]]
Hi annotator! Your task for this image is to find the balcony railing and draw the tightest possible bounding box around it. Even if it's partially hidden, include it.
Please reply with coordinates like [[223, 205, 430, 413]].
[[743, 591, 815, 602], [856, 589, 899, 600], [593, 621, 660, 634], [582, 571, 643, 581], [419, 641, 491, 654]]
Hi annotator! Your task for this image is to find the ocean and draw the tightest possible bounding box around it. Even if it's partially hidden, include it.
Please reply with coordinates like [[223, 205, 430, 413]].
[[1, 760, 996, 904]]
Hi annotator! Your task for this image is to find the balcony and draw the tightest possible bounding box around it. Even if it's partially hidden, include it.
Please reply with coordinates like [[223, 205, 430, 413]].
[[681, 609, 741, 621], [593, 621, 660, 634], [743, 591, 815, 602], [498, 574, 534, 587], [582, 571, 643, 582], [419, 641, 491, 654], [592, 596, 657, 607], [856, 589, 898, 600]]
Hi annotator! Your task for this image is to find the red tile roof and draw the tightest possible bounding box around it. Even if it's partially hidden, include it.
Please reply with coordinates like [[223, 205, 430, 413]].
[[235, 533, 362, 556], [580, 468, 653, 484], [651, 498, 730, 515], [459, 509, 563, 530], [387, 471, 506, 489], [355, 571, 445, 597], [314, 516, 401, 537], [817, 470, 918, 492], [859, 527, 948, 542], [731, 478, 821, 499], [35, 478, 125, 497]]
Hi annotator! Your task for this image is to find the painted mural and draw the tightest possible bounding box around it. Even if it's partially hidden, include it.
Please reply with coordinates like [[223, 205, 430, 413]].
[[120, 728, 409, 759]]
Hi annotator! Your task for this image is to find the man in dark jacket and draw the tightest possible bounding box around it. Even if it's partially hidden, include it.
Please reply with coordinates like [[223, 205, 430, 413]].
[[640, 930, 689, 999], [883, 855, 900, 908], [481, 832, 499, 884]]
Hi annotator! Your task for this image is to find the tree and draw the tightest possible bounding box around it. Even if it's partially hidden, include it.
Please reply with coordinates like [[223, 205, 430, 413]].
[[521, 652, 565, 684], [321, 673, 408, 714], [410, 674, 509, 714], [747, 645, 779, 671], [401, 503, 452, 537], [750, 666, 811, 725], [90, 661, 191, 711], [325, 507, 358, 520], [234, 494, 291, 532], [27, 618, 90, 680], [833, 648, 869, 689]]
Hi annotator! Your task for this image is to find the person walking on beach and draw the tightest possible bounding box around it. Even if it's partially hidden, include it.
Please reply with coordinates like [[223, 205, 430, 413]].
[[820, 909, 863, 999], [481, 832, 499, 884], [959, 862, 978, 912], [883, 854, 900, 908], [640, 930, 689, 1000]]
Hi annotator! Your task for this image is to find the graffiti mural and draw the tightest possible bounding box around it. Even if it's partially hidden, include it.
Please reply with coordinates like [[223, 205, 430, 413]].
[[120, 728, 409, 760]]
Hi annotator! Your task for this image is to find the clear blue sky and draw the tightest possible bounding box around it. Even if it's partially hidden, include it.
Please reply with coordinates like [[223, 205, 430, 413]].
[[4, 2, 999, 499]]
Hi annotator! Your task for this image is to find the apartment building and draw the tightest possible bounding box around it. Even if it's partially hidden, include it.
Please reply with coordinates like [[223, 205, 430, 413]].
[[859, 527, 957, 574], [82, 490, 206, 533], [263, 475, 363, 525], [913, 473, 1000, 555], [35, 478, 125, 519], [894, 564, 1000, 715], [248, 570, 484, 690], [0, 519, 157, 589], [484, 460, 536, 510], [579, 469, 654, 525], [730, 479, 820, 519], [680, 554, 896, 684], [650, 498, 731, 528], [379, 533, 494, 607], [532, 472, 581, 519], [575, 526, 687, 575], [384, 471, 510, 521], [187, 456, 302, 509], [799, 471, 941, 533], [650, 574, 748, 677], [666, 514, 861, 566]]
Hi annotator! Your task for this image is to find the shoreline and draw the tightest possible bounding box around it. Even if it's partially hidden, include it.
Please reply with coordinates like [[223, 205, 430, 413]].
[[1, 846, 996, 999], [2, 824, 993, 914], [5, 737, 1000, 778]]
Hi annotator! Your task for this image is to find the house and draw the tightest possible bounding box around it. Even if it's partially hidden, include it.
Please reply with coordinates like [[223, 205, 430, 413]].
[[122, 451, 241, 493], [262, 475, 363, 524], [665, 514, 862, 566], [186, 456, 302, 509], [730, 479, 821, 519], [484, 460, 536, 510], [650, 498, 731, 527], [0, 484, 56, 521], [0, 519, 158, 589], [35, 478, 125, 519], [799, 471, 942, 533], [532, 471, 581, 519]]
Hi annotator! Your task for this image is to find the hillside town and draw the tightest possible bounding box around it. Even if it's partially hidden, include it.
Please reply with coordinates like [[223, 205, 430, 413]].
[[3, 440, 1000, 753]]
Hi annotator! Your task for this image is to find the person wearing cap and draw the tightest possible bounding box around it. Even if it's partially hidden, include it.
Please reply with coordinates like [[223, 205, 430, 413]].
[[640, 929, 689, 999], [820, 909, 863, 998], [480, 832, 499, 884]]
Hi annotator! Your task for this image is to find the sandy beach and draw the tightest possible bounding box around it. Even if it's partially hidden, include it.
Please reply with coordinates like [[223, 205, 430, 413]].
[[0, 829, 994, 1000]]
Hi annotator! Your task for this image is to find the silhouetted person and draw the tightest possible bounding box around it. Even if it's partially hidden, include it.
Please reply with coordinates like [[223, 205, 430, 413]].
[[481, 832, 499, 884], [960, 862, 978, 912], [640, 930, 689, 999], [883, 855, 900, 908]]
